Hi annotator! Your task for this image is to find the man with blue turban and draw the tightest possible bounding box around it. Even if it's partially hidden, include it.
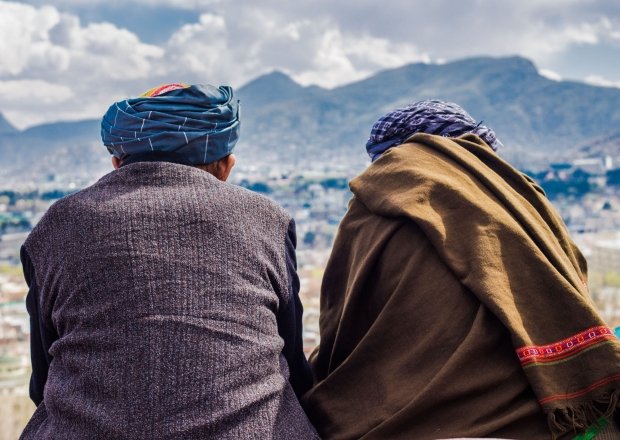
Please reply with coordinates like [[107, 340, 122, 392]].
[[302, 100, 620, 439], [20, 83, 319, 439]]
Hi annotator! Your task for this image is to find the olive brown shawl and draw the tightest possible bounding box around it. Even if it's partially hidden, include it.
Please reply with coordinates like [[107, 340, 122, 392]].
[[303, 133, 620, 439]]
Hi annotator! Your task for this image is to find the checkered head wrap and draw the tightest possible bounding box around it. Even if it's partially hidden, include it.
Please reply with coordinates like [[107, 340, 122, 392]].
[[366, 100, 503, 161]]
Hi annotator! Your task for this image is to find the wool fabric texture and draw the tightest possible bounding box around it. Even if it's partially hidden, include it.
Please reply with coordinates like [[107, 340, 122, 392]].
[[19, 162, 318, 440], [366, 100, 503, 161], [101, 83, 240, 165], [303, 133, 620, 439]]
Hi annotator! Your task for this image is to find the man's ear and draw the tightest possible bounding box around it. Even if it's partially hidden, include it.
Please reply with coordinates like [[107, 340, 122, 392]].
[[216, 154, 236, 182], [112, 156, 122, 169]]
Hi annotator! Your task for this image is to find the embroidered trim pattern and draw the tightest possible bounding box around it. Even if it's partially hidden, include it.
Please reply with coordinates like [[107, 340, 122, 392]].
[[517, 326, 615, 366]]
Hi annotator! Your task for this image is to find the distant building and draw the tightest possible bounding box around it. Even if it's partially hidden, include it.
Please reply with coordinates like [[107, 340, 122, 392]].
[[0, 393, 34, 440], [0, 232, 29, 264], [583, 233, 620, 327], [572, 158, 606, 176], [589, 235, 620, 276], [0, 355, 29, 391]]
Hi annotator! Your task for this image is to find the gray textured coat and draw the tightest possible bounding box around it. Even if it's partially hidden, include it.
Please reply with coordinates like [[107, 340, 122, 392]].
[[20, 162, 318, 439]]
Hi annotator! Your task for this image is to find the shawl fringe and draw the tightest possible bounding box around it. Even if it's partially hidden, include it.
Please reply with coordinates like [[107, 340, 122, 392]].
[[548, 389, 619, 439]]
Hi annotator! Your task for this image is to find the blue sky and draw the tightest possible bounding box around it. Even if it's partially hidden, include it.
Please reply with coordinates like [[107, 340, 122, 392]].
[[1, 0, 619, 128]]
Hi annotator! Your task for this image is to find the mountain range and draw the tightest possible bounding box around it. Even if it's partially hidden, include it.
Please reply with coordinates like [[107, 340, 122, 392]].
[[2, 55, 620, 173]]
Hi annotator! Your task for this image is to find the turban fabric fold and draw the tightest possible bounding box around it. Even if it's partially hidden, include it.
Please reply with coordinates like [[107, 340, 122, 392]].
[[366, 100, 503, 161], [101, 83, 239, 165]]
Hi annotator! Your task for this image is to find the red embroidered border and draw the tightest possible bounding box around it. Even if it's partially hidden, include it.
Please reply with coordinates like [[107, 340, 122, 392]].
[[539, 373, 620, 405], [516, 326, 615, 366]]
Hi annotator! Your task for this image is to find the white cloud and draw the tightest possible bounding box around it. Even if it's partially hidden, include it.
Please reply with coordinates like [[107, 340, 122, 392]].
[[0, 2, 164, 81], [154, 0, 620, 90], [70, 22, 164, 80], [0, 0, 430, 126], [2, 0, 620, 128], [584, 75, 620, 89], [0, 79, 74, 129], [18, 0, 221, 9], [161, 9, 429, 89], [0, 1, 165, 127], [0, 79, 73, 103], [0, 2, 62, 75], [148, 0, 220, 9], [292, 30, 429, 87], [164, 13, 230, 79], [538, 69, 563, 82]]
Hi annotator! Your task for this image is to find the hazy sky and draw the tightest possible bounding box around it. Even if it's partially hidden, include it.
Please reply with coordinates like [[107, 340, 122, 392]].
[[1, 0, 619, 128]]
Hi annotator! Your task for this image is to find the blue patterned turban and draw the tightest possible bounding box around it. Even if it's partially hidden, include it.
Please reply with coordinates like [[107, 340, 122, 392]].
[[366, 100, 503, 161], [101, 83, 240, 165]]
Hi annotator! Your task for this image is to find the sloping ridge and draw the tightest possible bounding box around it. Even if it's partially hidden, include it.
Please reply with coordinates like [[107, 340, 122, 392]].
[[0, 113, 17, 135], [238, 56, 620, 154]]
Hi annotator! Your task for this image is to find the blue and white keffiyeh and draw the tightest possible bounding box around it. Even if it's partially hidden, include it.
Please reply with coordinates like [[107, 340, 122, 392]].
[[101, 83, 240, 165], [366, 100, 503, 161]]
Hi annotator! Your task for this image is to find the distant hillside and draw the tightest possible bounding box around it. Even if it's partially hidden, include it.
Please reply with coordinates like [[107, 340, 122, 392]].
[[20, 119, 100, 140], [577, 131, 620, 159], [0, 118, 101, 172], [237, 56, 620, 159], [2, 55, 620, 171]]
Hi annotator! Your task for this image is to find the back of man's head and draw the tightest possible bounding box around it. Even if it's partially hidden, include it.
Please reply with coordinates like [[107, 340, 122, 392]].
[[101, 83, 240, 180]]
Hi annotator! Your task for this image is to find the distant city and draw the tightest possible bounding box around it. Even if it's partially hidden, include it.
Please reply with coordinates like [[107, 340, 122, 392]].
[[2, 55, 620, 439], [2, 146, 620, 437]]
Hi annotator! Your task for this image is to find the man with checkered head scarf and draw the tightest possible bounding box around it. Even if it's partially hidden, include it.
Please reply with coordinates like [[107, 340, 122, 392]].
[[302, 100, 620, 439], [20, 84, 319, 439]]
